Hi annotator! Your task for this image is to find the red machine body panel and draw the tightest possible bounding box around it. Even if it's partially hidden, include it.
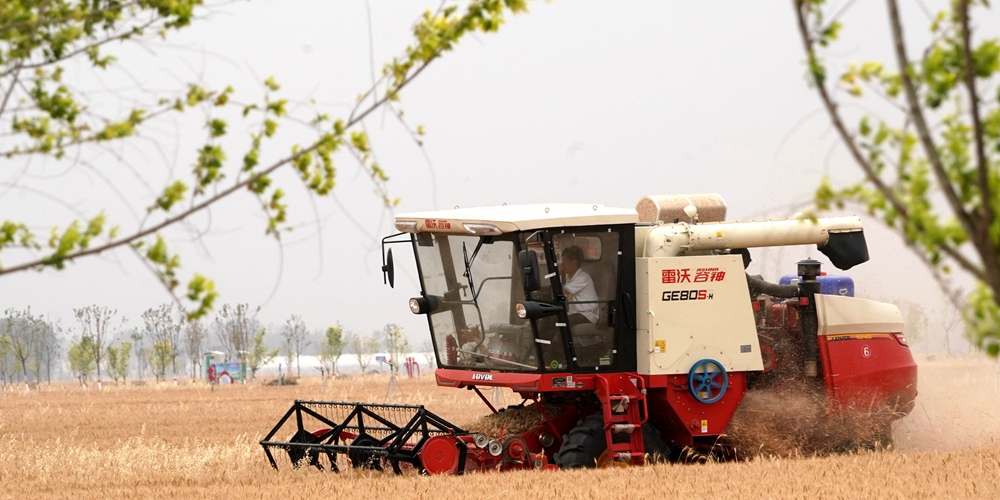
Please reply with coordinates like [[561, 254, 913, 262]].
[[644, 373, 747, 446], [819, 332, 918, 418], [436, 368, 749, 449], [435, 368, 605, 392]]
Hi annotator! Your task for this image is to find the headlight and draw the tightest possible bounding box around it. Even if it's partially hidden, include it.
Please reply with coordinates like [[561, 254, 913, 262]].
[[514, 301, 563, 320], [395, 220, 418, 233], [408, 296, 438, 315], [515, 303, 527, 319], [409, 298, 423, 314], [462, 223, 502, 236]]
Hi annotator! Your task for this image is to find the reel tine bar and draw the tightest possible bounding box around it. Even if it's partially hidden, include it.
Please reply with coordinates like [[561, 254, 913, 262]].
[[259, 400, 466, 472]]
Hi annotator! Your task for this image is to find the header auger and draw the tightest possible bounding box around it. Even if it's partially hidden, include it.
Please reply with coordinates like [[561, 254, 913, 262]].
[[262, 193, 917, 473]]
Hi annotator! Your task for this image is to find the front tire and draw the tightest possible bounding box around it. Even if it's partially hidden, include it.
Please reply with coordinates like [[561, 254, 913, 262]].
[[554, 414, 670, 468]]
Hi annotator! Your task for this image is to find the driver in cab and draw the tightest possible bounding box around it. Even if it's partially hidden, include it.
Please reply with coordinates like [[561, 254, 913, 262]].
[[560, 246, 599, 328]]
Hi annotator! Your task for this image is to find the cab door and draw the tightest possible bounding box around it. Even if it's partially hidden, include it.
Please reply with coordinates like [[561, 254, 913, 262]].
[[524, 225, 635, 373]]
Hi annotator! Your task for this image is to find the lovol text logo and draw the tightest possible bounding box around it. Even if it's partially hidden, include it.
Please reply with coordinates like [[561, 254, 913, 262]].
[[471, 373, 494, 381], [662, 290, 713, 301]]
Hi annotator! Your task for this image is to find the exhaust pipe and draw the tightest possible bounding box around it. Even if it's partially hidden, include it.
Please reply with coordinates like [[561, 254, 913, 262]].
[[798, 259, 822, 378]]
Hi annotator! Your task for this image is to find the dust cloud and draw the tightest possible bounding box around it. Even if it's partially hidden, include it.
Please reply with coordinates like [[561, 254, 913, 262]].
[[893, 356, 1000, 452], [724, 355, 1000, 457]]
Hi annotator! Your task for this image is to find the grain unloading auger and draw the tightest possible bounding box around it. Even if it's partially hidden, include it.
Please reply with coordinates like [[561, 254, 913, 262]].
[[262, 193, 917, 473]]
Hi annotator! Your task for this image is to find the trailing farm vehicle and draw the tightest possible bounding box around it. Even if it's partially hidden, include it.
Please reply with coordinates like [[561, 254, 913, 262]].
[[261, 194, 917, 473]]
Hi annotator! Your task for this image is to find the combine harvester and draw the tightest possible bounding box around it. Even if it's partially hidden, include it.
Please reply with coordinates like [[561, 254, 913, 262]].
[[261, 194, 917, 473]]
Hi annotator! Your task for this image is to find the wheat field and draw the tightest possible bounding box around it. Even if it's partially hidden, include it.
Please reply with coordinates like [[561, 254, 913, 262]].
[[2, 358, 999, 499]]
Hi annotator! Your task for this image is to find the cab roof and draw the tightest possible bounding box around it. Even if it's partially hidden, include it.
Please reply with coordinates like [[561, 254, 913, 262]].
[[395, 204, 639, 234]]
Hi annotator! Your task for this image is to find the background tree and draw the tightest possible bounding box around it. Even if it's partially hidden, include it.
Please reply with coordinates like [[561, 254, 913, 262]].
[[382, 323, 410, 373], [129, 329, 147, 380], [215, 304, 259, 364], [142, 304, 182, 379], [30, 317, 61, 385], [420, 340, 437, 370], [74, 305, 122, 382], [148, 341, 172, 382], [349, 332, 380, 374], [67, 336, 96, 383], [184, 321, 208, 379], [0, 332, 13, 387], [939, 301, 967, 357], [3, 308, 39, 383], [898, 300, 930, 353], [796, 0, 1000, 356], [320, 325, 345, 375], [245, 328, 279, 383], [281, 315, 309, 377], [0, 1, 528, 320], [106, 340, 132, 385]]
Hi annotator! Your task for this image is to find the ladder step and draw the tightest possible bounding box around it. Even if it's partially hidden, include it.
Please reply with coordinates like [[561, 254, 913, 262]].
[[611, 395, 630, 413], [598, 375, 648, 464]]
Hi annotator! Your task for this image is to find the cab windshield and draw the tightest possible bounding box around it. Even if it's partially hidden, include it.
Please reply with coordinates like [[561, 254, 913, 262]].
[[414, 233, 539, 372]]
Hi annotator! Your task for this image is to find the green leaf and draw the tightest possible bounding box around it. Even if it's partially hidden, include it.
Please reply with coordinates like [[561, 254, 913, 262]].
[[186, 274, 218, 320], [155, 181, 188, 211], [208, 118, 227, 138]]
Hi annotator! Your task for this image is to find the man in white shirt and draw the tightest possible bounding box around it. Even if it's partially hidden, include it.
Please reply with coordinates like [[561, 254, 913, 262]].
[[560, 246, 599, 327]]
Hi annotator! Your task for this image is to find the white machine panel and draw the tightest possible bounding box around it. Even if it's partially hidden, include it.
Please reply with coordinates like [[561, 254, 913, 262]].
[[636, 254, 763, 375], [816, 294, 904, 335]]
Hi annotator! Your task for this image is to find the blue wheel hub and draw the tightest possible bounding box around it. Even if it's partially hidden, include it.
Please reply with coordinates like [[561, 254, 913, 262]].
[[688, 359, 728, 404]]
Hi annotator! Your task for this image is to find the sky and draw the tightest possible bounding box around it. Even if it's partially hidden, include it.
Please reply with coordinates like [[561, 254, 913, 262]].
[[0, 0, 985, 354]]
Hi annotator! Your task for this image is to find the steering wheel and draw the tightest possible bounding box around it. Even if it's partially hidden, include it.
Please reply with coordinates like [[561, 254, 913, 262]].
[[688, 359, 728, 404]]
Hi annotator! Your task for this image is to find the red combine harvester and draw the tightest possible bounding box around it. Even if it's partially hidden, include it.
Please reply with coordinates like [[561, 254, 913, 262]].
[[261, 194, 917, 473]]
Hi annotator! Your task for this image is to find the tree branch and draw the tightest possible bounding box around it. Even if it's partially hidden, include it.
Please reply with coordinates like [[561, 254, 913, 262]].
[[886, 0, 984, 265], [0, 1, 140, 34], [794, 0, 986, 282], [0, 18, 160, 77], [959, 0, 995, 260], [794, 3, 907, 216], [0, 57, 437, 278], [0, 62, 22, 119]]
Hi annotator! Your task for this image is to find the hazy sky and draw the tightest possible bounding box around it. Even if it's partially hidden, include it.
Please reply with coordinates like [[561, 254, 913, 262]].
[[0, 0, 980, 352]]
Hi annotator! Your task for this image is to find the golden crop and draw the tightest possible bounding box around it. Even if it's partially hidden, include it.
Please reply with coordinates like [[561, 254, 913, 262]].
[[1, 359, 999, 499]]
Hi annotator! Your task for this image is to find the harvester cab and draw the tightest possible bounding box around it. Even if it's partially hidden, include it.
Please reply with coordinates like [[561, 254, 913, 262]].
[[394, 209, 638, 375], [261, 193, 917, 474]]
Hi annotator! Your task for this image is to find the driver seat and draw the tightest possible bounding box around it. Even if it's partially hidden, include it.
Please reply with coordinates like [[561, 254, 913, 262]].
[[571, 260, 616, 364]]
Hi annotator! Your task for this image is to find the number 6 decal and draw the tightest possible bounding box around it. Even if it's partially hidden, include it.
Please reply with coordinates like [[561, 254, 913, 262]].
[[862, 345, 871, 358]]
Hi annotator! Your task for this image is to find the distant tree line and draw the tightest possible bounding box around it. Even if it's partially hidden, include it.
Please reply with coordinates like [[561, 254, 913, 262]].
[[0, 304, 413, 388]]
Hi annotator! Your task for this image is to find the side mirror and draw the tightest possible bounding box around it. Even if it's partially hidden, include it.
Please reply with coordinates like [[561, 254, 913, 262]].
[[382, 247, 395, 288], [517, 250, 541, 293]]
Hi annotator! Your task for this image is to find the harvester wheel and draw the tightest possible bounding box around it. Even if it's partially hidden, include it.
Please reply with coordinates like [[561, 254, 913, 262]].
[[553, 414, 670, 469], [348, 434, 384, 471], [285, 428, 332, 470]]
